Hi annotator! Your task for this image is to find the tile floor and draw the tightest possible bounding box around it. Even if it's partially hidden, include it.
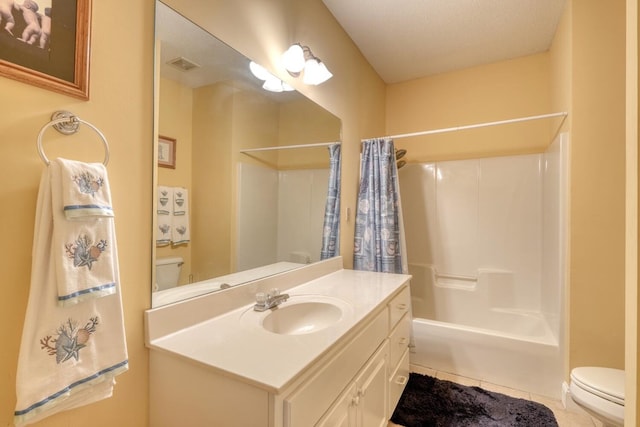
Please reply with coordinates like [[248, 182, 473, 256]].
[[388, 365, 603, 427]]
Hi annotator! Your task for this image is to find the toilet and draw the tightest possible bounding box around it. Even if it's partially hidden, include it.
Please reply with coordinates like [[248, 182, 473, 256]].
[[154, 257, 184, 291], [569, 367, 624, 427]]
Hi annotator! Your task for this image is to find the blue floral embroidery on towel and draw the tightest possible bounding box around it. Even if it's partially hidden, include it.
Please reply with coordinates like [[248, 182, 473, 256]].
[[175, 190, 185, 207], [65, 235, 107, 270], [176, 225, 187, 236], [159, 189, 169, 207], [73, 172, 104, 197], [40, 317, 99, 364]]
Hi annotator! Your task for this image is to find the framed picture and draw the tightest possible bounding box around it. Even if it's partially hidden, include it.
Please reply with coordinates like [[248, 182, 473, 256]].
[[158, 136, 176, 169], [0, 0, 92, 100]]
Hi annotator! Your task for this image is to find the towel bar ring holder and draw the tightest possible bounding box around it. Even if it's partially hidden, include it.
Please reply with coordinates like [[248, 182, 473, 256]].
[[36, 110, 110, 166]]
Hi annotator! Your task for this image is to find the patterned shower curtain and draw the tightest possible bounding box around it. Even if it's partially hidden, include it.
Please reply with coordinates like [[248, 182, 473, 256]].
[[320, 143, 341, 259], [353, 138, 405, 273]]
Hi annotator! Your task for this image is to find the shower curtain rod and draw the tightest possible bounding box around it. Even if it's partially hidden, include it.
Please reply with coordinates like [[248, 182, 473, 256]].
[[239, 141, 340, 153], [365, 111, 568, 141]]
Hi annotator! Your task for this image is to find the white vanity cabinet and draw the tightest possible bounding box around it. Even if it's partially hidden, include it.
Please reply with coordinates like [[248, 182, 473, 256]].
[[387, 286, 412, 414], [316, 341, 389, 427], [146, 266, 412, 427]]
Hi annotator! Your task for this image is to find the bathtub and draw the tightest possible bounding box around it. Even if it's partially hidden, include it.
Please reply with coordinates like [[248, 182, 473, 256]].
[[410, 313, 562, 399]]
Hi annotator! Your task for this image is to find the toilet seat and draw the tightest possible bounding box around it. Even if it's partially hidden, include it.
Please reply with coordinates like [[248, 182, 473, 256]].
[[570, 367, 624, 426], [570, 367, 624, 405]]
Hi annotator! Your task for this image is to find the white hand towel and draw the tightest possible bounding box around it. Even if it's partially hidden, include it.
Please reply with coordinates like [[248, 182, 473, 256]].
[[173, 187, 187, 216], [171, 214, 190, 245], [51, 162, 117, 306], [171, 187, 190, 245], [14, 163, 128, 426], [156, 215, 172, 246], [57, 158, 114, 219], [157, 186, 172, 215]]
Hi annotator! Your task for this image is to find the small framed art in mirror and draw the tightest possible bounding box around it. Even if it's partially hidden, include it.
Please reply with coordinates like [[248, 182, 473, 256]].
[[158, 135, 176, 169]]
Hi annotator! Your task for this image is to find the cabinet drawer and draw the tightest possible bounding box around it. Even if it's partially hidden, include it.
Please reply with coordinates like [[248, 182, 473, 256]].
[[388, 348, 410, 416], [284, 308, 388, 427], [388, 313, 411, 368], [388, 285, 410, 329]]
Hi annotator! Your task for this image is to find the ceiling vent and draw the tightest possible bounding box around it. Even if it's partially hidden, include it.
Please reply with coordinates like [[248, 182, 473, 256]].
[[167, 56, 200, 71]]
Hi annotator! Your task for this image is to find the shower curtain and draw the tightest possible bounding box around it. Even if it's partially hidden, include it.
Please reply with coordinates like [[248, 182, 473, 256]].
[[320, 143, 341, 259], [354, 138, 406, 273]]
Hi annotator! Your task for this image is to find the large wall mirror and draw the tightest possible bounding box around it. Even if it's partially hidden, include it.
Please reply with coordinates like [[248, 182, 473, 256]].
[[153, 2, 342, 307]]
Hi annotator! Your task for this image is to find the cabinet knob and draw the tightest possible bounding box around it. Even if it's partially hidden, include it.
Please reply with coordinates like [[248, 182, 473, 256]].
[[396, 303, 407, 310], [351, 395, 360, 406], [395, 375, 408, 386], [399, 337, 408, 345]]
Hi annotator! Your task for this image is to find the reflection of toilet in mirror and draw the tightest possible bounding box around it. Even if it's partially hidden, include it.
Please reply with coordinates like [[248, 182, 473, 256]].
[[154, 257, 184, 291], [569, 367, 624, 427]]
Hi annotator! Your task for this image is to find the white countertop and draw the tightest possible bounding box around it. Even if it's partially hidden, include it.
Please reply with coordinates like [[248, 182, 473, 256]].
[[148, 268, 410, 393]]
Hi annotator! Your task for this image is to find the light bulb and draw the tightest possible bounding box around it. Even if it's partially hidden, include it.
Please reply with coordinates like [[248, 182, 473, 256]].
[[302, 58, 332, 85], [249, 61, 272, 81], [314, 61, 333, 84], [282, 44, 305, 74], [262, 77, 284, 92], [302, 58, 321, 85]]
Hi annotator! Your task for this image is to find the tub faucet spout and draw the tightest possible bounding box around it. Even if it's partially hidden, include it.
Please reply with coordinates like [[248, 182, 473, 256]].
[[253, 288, 289, 311]]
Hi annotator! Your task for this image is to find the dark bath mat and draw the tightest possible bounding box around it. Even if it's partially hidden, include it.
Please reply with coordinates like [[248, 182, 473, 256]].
[[391, 373, 559, 427]]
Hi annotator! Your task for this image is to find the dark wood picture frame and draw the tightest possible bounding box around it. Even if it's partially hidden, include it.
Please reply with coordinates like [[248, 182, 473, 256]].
[[0, 0, 92, 100], [158, 135, 176, 169]]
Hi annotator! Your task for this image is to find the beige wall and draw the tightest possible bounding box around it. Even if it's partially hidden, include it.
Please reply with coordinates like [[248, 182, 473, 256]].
[[0, 1, 154, 425], [386, 52, 554, 162], [192, 82, 236, 281], [626, 0, 639, 422], [157, 76, 193, 286], [0, 0, 385, 425], [568, 0, 626, 371], [277, 97, 341, 170]]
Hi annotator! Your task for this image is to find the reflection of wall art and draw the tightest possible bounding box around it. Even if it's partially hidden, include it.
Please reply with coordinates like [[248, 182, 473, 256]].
[[0, 0, 91, 99], [158, 135, 176, 169]]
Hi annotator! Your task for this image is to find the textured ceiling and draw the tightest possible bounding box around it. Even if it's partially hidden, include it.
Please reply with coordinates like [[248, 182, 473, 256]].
[[322, 0, 566, 83]]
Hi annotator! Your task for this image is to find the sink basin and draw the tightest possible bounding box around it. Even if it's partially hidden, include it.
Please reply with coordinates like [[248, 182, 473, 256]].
[[262, 301, 343, 335], [241, 295, 353, 335]]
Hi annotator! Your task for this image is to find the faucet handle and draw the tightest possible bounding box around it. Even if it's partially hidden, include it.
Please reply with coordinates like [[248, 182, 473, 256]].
[[268, 288, 280, 298], [256, 292, 267, 305]]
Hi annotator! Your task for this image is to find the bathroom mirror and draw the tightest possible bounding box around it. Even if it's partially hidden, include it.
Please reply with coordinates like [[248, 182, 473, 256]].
[[153, 2, 342, 307]]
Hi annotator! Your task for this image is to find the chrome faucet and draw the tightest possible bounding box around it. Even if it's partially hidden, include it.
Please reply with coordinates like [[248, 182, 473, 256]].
[[254, 288, 289, 312]]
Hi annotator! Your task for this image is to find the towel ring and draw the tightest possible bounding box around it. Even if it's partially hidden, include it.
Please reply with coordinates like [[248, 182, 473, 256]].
[[36, 111, 110, 166]]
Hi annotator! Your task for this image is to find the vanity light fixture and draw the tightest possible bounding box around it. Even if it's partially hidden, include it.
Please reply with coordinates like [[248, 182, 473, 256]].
[[282, 43, 333, 85], [249, 61, 294, 93]]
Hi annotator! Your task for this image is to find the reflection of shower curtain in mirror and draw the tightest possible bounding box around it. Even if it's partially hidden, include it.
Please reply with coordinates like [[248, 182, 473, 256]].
[[353, 138, 406, 273], [320, 144, 341, 259]]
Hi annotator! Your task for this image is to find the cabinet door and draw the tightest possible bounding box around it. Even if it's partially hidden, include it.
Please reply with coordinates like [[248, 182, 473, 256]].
[[356, 342, 389, 427], [316, 383, 358, 427]]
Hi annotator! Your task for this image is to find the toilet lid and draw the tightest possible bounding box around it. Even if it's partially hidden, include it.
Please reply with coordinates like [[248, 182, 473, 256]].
[[571, 367, 625, 406]]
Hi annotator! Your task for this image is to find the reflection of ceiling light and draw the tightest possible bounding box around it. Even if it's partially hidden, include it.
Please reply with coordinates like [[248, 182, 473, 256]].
[[249, 61, 273, 81], [167, 56, 200, 71], [249, 61, 292, 93], [262, 77, 284, 92], [282, 43, 332, 85]]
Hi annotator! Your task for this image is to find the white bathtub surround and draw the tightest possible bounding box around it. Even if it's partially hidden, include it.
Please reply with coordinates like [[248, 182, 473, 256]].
[[400, 133, 568, 399], [236, 163, 328, 270], [145, 257, 412, 426]]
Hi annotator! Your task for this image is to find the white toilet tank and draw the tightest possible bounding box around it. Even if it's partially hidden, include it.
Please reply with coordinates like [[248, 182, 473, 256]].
[[155, 257, 184, 291]]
